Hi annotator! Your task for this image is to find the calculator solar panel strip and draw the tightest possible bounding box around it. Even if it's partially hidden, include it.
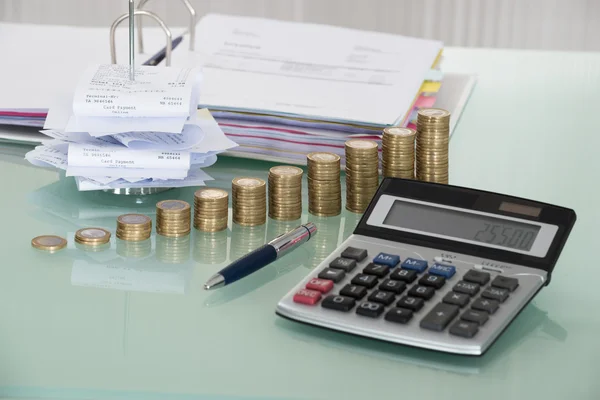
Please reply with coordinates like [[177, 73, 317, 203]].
[[275, 178, 576, 356]]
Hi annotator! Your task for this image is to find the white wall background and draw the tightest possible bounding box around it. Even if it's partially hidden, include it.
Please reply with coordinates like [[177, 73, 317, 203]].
[[0, 0, 598, 51]]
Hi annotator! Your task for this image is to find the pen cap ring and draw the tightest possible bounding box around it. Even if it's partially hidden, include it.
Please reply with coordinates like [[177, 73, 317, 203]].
[[304, 222, 317, 237], [137, 0, 197, 53]]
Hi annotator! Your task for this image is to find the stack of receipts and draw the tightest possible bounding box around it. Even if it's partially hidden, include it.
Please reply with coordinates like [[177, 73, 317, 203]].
[[24, 64, 237, 191]]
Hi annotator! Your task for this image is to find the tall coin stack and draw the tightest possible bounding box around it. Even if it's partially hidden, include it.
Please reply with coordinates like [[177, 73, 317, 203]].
[[416, 108, 450, 184], [345, 139, 379, 213], [382, 127, 416, 179], [307, 152, 341, 217], [232, 177, 267, 226], [116, 214, 152, 241], [268, 166, 303, 221], [156, 200, 191, 237], [194, 188, 229, 232]]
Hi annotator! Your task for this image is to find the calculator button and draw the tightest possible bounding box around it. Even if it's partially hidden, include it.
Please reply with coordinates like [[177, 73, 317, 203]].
[[390, 268, 418, 283], [418, 274, 446, 289], [318, 268, 345, 283], [305, 278, 334, 294], [460, 309, 489, 326], [449, 320, 479, 338], [372, 252, 400, 267], [351, 274, 378, 289], [341, 247, 368, 262], [293, 289, 322, 305], [368, 290, 396, 306], [420, 303, 459, 332], [363, 263, 390, 277], [472, 298, 499, 314], [356, 302, 385, 318], [429, 263, 456, 279], [379, 279, 407, 294], [408, 285, 435, 300], [442, 292, 470, 307], [463, 270, 491, 285], [491, 275, 519, 292], [385, 307, 413, 324], [481, 287, 510, 303], [322, 295, 355, 312], [329, 257, 357, 272], [400, 258, 428, 272], [453, 281, 480, 296], [340, 284, 367, 300], [397, 296, 425, 311]]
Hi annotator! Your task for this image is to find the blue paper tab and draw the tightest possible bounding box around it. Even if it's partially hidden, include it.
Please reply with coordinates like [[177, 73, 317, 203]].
[[400, 258, 428, 272], [429, 263, 456, 278]]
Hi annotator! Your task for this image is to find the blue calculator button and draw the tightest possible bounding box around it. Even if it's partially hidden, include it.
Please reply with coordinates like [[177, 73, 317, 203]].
[[373, 252, 400, 267], [400, 258, 428, 272], [429, 263, 456, 278]]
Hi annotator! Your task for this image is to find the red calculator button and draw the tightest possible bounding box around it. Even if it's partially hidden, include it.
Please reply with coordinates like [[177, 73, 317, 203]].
[[293, 289, 322, 305], [306, 278, 334, 293]]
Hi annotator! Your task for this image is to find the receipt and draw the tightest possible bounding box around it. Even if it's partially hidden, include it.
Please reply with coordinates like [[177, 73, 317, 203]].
[[25, 146, 68, 170], [75, 168, 213, 191], [66, 166, 190, 180], [111, 124, 205, 150]]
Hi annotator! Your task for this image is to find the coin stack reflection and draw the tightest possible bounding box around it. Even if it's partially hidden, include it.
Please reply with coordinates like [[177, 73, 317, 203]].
[[382, 127, 416, 179], [194, 188, 229, 232], [156, 235, 190, 264], [307, 215, 342, 269], [307, 152, 341, 217], [116, 214, 152, 241], [268, 166, 303, 221], [416, 108, 450, 184], [232, 177, 267, 226], [116, 237, 152, 258], [230, 224, 266, 261], [193, 230, 228, 264], [345, 139, 379, 213], [156, 200, 191, 237]]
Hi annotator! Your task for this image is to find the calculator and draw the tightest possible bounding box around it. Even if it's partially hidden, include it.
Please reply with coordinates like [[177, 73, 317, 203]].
[[275, 178, 576, 355]]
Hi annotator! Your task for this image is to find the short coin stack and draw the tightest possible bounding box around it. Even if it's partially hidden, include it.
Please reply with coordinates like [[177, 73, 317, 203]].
[[345, 139, 379, 213], [156, 200, 191, 237], [75, 228, 111, 246], [116, 214, 152, 241], [268, 166, 303, 221], [232, 177, 267, 226], [307, 152, 341, 217], [194, 188, 229, 232], [382, 127, 416, 179], [31, 235, 67, 252], [416, 108, 450, 184]]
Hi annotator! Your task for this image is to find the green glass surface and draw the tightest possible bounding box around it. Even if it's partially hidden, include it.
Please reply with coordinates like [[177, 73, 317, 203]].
[[0, 48, 599, 399]]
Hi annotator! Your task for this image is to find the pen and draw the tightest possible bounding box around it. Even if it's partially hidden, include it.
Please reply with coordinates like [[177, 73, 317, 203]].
[[142, 36, 184, 66], [204, 222, 317, 290]]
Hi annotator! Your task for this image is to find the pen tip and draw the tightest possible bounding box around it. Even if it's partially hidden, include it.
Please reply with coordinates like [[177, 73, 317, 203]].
[[203, 274, 225, 290]]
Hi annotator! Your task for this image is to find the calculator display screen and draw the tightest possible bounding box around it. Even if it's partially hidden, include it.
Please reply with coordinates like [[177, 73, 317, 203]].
[[383, 200, 541, 251]]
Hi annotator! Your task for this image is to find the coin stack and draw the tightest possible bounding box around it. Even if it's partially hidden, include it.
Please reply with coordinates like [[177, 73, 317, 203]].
[[194, 188, 229, 232], [116, 214, 152, 241], [156, 200, 191, 237], [232, 177, 267, 226], [268, 166, 303, 221], [416, 108, 450, 184], [74, 227, 111, 247], [382, 127, 416, 179], [345, 139, 379, 213], [307, 152, 341, 217]]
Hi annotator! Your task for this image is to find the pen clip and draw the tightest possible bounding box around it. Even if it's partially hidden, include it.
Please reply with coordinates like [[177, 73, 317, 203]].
[[136, 0, 197, 53]]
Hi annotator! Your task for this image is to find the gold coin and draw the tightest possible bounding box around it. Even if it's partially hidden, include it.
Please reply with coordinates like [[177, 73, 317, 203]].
[[383, 127, 416, 137], [75, 228, 111, 245], [307, 152, 340, 163], [345, 139, 378, 150], [233, 177, 266, 188], [156, 199, 190, 212], [270, 165, 303, 177], [418, 108, 451, 118], [31, 235, 67, 252], [117, 214, 152, 226], [195, 188, 229, 200]]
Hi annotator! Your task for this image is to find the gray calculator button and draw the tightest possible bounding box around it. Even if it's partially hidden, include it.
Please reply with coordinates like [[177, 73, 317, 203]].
[[341, 247, 368, 261], [329, 257, 357, 272], [449, 320, 479, 338], [471, 298, 499, 314], [356, 301, 385, 318], [463, 270, 490, 285], [491, 275, 519, 292], [442, 292, 470, 307], [460, 310, 489, 325], [420, 303, 459, 332], [481, 287, 509, 303], [385, 307, 413, 324], [453, 281, 480, 296], [318, 268, 345, 283]]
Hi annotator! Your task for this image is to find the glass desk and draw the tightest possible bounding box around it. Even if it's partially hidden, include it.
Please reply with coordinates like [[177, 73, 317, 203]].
[[0, 47, 599, 399]]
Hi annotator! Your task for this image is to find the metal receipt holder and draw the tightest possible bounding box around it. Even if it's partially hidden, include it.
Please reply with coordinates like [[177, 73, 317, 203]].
[[136, 0, 197, 54]]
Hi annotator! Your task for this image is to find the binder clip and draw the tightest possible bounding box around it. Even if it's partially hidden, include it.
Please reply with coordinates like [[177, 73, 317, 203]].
[[136, 0, 197, 54]]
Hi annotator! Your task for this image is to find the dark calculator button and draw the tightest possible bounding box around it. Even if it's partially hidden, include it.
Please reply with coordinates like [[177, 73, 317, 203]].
[[318, 268, 345, 283], [453, 281, 480, 296], [463, 270, 490, 285], [408, 285, 435, 300], [419, 274, 446, 289], [482, 287, 509, 303], [363, 263, 390, 277], [449, 320, 479, 338], [379, 279, 406, 294], [472, 298, 499, 314], [390, 268, 417, 283], [341, 247, 368, 262], [351, 273, 378, 289], [442, 292, 470, 307], [491, 275, 519, 292], [340, 284, 367, 300], [372, 252, 400, 267], [385, 307, 413, 324], [322, 295, 355, 311], [368, 290, 396, 306], [329, 257, 357, 272], [397, 296, 424, 311], [356, 301, 385, 318], [420, 303, 459, 332], [400, 258, 428, 272], [460, 309, 489, 326]]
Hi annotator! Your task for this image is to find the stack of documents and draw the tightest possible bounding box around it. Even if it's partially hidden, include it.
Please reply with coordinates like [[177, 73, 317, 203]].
[[24, 64, 237, 191]]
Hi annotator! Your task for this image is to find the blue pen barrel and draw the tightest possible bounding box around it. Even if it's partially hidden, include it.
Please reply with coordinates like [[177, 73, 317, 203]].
[[220, 245, 278, 284]]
